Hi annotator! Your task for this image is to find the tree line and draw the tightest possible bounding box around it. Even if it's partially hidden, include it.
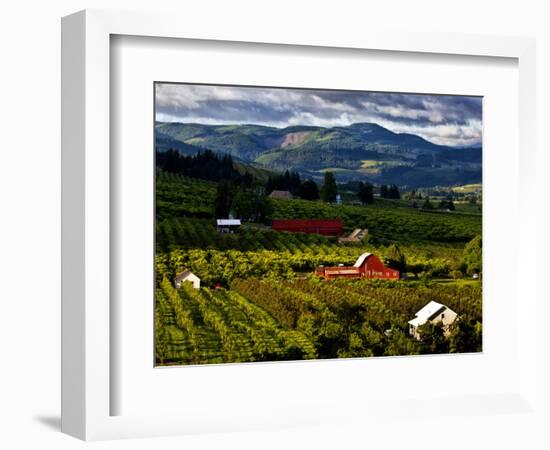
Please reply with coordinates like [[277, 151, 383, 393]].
[[157, 149, 416, 220], [266, 170, 320, 201], [380, 184, 401, 199], [156, 149, 253, 186]]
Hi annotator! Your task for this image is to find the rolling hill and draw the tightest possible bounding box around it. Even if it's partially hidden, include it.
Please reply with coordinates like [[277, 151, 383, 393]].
[[155, 122, 482, 188]]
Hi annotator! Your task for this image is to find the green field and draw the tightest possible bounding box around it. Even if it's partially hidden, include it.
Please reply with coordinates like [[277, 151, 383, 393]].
[[156, 278, 481, 365], [451, 183, 482, 193], [155, 170, 482, 365]]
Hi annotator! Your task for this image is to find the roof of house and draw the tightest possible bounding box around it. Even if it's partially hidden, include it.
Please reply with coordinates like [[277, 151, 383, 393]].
[[269, 190, 293, 199], [353, 252, 372, 268], [174, 269, 199, 281], [216, 219, 241, 226], [348, 229, 363, 239], [408, 301, 448, 327]]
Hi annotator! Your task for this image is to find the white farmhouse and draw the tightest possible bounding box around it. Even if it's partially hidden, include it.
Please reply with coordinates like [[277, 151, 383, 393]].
[[173, 269, 201, 290], [216, 219, 241, 233], [408, 301, 458, 340]]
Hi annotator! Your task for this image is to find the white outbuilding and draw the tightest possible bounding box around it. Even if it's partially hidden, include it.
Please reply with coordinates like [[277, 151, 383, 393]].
[[408, 301, 458, 340], [173, 269, 201, 290], [216, 219, 241, 233]]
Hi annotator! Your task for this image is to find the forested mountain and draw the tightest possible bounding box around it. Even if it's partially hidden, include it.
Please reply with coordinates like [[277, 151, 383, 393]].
[[155, 121, 482, 188]]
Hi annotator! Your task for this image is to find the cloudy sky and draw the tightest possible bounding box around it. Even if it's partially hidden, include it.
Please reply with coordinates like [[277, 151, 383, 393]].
[[155, 83, 482, 147]]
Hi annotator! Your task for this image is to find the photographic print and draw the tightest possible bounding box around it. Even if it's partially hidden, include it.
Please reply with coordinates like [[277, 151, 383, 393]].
[[154, 83, 482, 366]]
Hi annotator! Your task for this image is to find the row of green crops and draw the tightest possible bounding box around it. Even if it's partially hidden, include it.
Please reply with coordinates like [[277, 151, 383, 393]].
[[156, 170, 481, 245], [156, 277, 482, 365]]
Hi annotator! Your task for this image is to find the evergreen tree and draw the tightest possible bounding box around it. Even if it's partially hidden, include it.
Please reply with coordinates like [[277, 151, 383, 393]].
[[358, 182, 374, 204], [289, 171, 302, 196], [388, 184, 400, 199], [256, 196, 273, 225], [156, 149, 250, 185], [265, 177, 275, 195], [231, 188, 255, 221], [283, 170, 291, 189], [321, 172, 337, 203], [380, 184, 388, 198], [299, 180, 320, 200], [214, 180, 233, 218], [266, 170, 303, 195]]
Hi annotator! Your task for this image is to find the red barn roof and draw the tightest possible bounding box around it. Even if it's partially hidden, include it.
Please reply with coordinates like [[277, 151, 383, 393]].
[[272, 219, 344, 236], [315, 252, 400, 280]]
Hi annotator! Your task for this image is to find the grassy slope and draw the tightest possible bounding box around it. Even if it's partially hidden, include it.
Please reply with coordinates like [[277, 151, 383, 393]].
[[233, 161, 273, 184]]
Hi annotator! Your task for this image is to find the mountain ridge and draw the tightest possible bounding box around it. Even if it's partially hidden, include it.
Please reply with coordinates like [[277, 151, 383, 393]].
[[155, 121, 482, 188]]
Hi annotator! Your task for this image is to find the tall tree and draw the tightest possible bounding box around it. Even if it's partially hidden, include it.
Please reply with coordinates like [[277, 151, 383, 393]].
[[299, 180, 320, 200], [463, 235, 482, 276], [388, 184, 400, 199], [384, 244, 407, 273], [214, 180, 233, 218], [357, 182, 374, 204], [380, 184, 388, 198], [230, 187, 273, 224], [156, 148, 251, 185], [230, 188, 255, 221], [266, 170, 303, 195], [321, 172, 337, 203]]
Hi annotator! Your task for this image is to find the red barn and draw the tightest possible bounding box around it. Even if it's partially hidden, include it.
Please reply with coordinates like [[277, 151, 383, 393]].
[[315, 252, 400, 280], [272, 219, 344, 236]]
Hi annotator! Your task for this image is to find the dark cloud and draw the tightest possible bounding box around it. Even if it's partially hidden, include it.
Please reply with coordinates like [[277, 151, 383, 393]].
[[155, 83, 482, 147]]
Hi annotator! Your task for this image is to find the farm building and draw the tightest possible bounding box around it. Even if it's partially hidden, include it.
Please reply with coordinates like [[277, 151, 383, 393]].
[[216, 218, 241, 233], [408, 301, 458, 340], [173, 269, 201, 290], [269, 190, 293, 200], [315, 252, 400, 280], [338, 228, 368, 244], [272, 219, 344, 236]]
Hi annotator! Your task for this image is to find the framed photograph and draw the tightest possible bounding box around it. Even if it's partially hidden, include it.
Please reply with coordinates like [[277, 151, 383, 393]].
[[153, 81, 483, 368], [62, 9, 538, 441]]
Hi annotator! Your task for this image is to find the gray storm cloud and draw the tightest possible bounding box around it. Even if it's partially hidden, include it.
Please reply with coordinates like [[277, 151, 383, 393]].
[[155, 83, 482, 147]]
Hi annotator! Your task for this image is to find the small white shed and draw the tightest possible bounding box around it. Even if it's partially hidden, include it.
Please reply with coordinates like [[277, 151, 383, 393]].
[[216, 219, 241, 233], [173, 269, 200, 289], [408, 301, 458, 340]]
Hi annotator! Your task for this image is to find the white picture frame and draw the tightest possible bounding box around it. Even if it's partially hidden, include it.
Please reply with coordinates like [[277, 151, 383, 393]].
[[61, 9, 538, 441]]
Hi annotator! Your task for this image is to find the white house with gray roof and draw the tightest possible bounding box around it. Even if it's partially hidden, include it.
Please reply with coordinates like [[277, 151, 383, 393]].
[[408, 301, 458, 340], [173, 269, 201, 290]]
